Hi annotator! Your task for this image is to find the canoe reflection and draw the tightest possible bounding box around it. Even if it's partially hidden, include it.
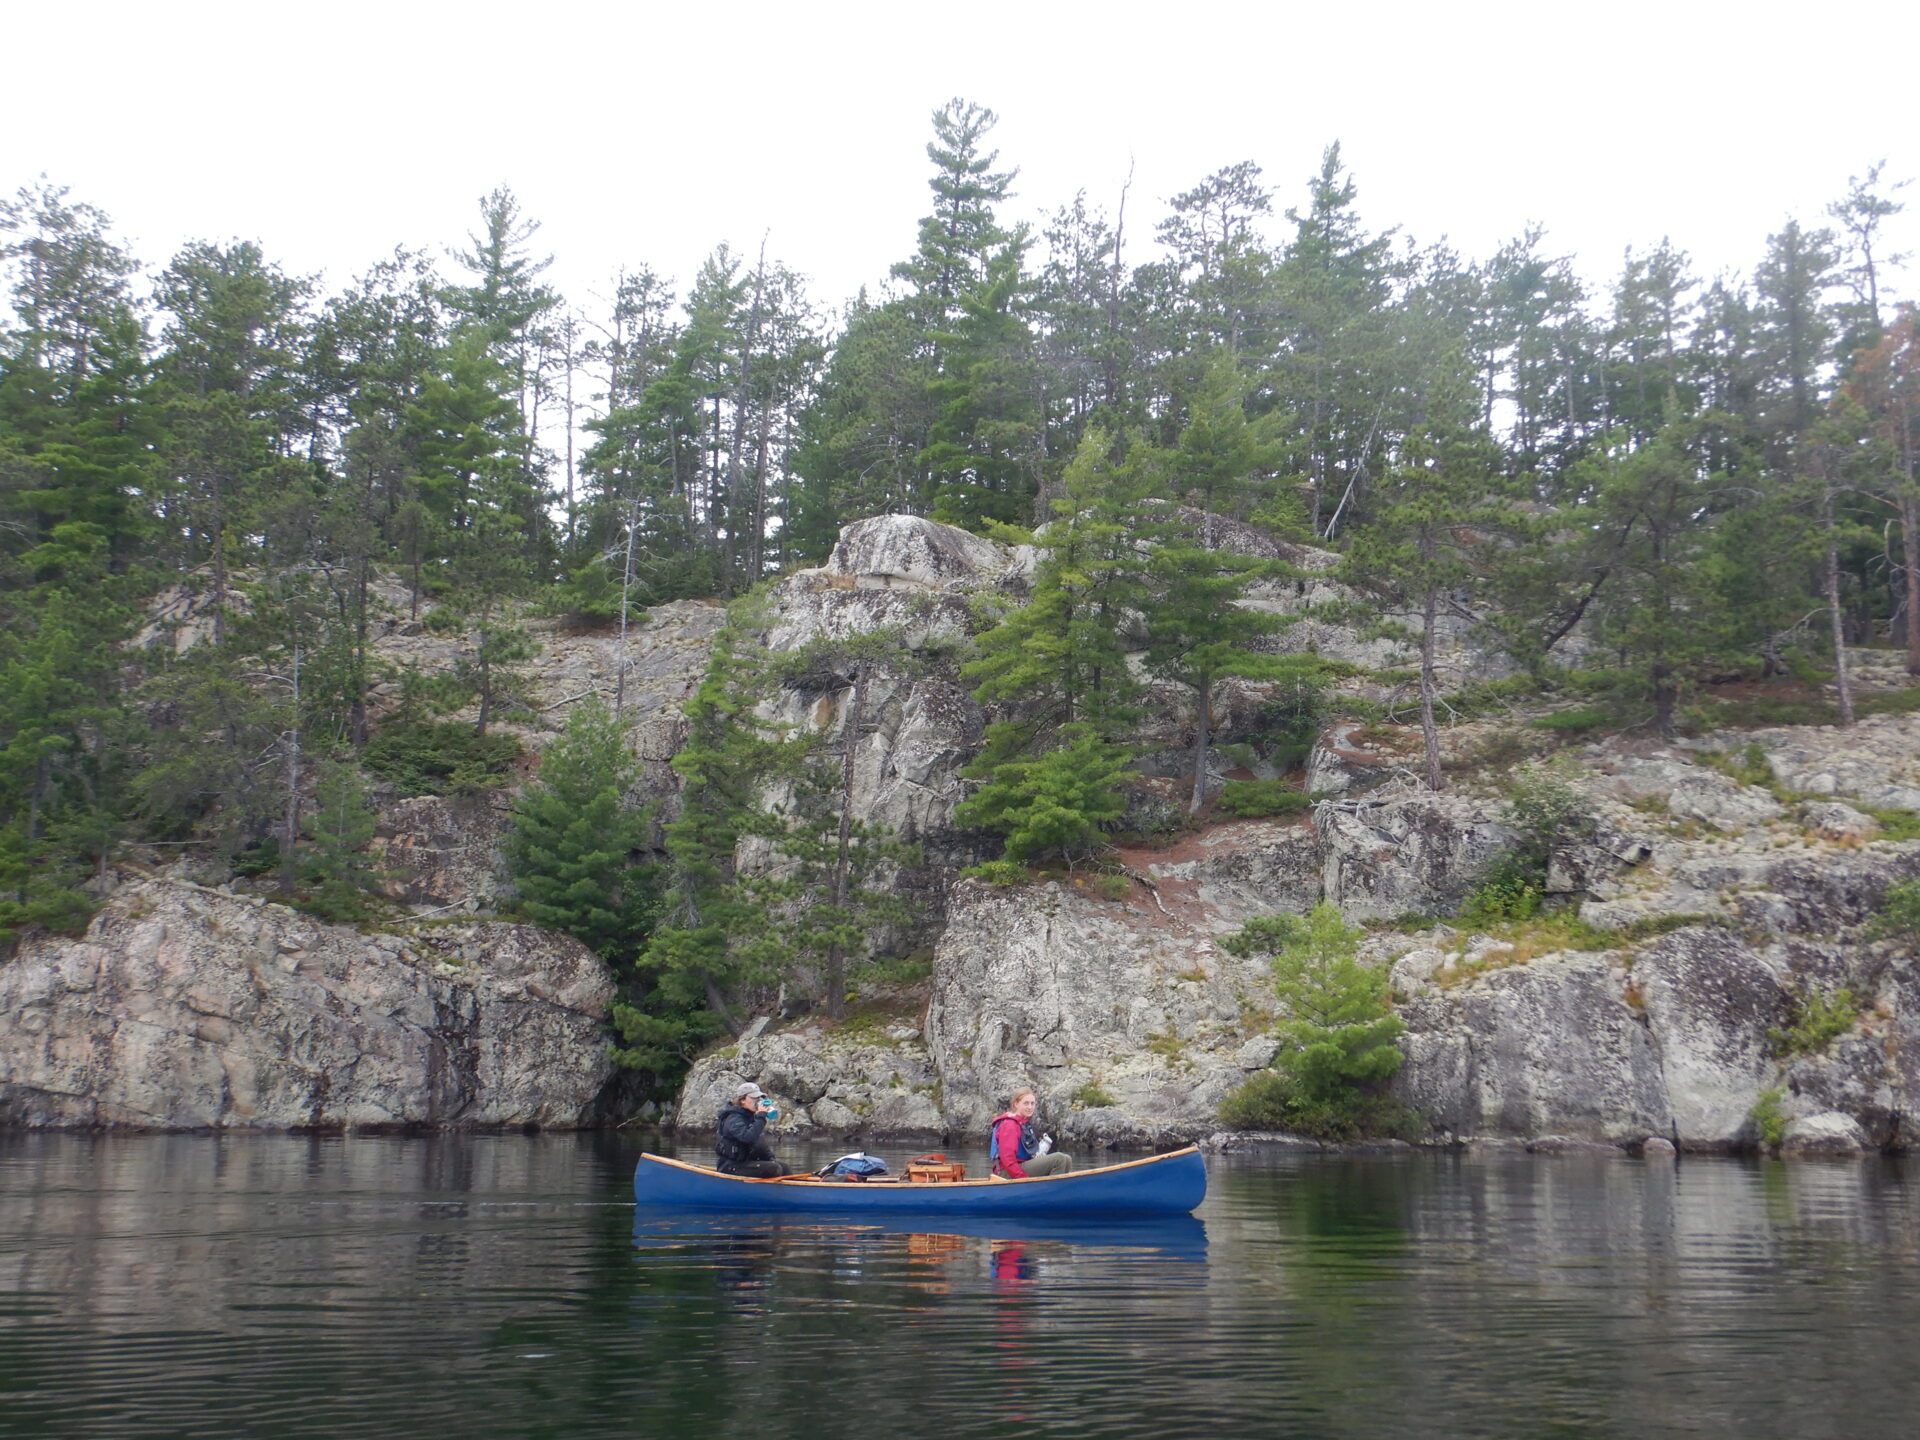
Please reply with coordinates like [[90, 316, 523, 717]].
[[632, 1211, 1209, 1264]]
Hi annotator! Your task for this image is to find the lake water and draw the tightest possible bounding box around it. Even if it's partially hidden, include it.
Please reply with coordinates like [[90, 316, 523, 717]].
[[2, 1132, 1916, 1439]]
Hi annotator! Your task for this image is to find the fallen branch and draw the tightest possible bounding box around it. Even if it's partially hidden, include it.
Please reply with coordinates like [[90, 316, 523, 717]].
[[539, 687, 605, 713]]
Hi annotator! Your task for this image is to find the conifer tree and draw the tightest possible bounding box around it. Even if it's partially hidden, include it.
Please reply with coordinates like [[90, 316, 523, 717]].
[[297, 759, 381, 924], [616, 615, 786, 1074], [1340, 359, 1506, 789], [1218, 903, 1408, 1139], [957, 429, 1149, 859], [1581, 418, 1745, 736], [505, 697, 658, 964]]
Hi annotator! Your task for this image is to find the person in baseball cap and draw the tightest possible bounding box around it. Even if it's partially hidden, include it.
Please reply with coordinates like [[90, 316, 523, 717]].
[[716, 1082, 789, 1177]]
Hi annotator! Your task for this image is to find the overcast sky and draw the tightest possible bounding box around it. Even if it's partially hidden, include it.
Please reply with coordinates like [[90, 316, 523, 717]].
[[8, 0, 1919, 321]]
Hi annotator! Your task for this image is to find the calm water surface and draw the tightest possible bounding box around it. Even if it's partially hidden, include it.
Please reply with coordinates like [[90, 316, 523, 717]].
[[1, 1132, 1915, 1439]]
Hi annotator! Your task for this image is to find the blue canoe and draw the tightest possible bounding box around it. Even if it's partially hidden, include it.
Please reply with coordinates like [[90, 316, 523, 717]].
[[633, 1146, 1207, 1217]]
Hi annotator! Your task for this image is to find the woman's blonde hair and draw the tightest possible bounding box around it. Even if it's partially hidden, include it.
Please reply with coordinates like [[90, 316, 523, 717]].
[[1009, 1088, 1036, 1107]]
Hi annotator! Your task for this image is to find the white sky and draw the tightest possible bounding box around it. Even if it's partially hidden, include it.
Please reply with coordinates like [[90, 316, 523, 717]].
[[8, 0, 1920, 323]]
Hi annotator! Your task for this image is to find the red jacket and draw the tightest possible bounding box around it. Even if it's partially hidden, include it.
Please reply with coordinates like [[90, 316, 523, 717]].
[[991, 1112, 1035, 1178]]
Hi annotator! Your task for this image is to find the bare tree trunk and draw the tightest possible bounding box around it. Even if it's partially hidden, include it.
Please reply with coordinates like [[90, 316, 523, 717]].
[[824, 665, 867, 1021], [1653, 663, 1678, 740], [1828, 485, 1857, 725], [1188, 679, 1212, 814], [615, 497, 639, 719], [749, 402, 774, 587], [1420, 585, 1444, 790], [208, 474, 228, 646], [1902, 490, 1920, 676], [282, 640, 302, 882], [723, 245, 769, 593]]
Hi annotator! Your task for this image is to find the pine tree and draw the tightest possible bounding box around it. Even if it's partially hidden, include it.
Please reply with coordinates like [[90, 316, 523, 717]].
[[505, 697, 658, 964], [1218, 903, 1408, 1139], [1582, 418, 1747, 736], [1340, 357, 1506, 789], [297, 759, 381, 924], [956, 429, 1149, 859], [891, 99, 1020, 326], [616, 616, 787, 1074], [923, 251, 1041, 529]]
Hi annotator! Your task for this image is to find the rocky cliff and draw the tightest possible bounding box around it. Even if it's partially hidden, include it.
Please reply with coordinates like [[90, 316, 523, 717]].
[[16, 513, 1920, 1151], [0, 872, 616, 1129], [678, 522, 1920, 1155]]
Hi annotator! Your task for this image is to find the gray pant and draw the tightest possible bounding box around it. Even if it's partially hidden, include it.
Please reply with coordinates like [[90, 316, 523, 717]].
[[1011, 1152, 1072, 1177]]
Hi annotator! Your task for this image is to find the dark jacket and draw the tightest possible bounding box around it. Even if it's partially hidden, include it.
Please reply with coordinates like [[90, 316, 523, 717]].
[[716, 1104, 777, 1173]]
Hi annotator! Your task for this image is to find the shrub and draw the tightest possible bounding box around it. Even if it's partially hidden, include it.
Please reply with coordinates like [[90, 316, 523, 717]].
[[955, 722, 1132, 863], [850, 951, 934, 988], [1091, 873, 1131, 900], [1456, 759, 1592, 925], [1861, 807, 1920, 842], [363, 721, 521, 797], [229, 837, 281, 878], [1858, 686, 1920, 718], [504, 698, 659, 965], [1877, 878, 1920, 941], [1217, 779, 1314, 818], [1504, 759, 1593, 859], [1458, 854, 1543, 928], [295, 760, 385, 924], [1218, 1070, 1295, 1130], [1529, 704, 1611, 736], [1256, 668, 1331, 772], [546, 561, 624, 627], [1701, 742, 1772, 790], [1750, 1087, 1787, 1149], [1216, 903, 1412, 1139], [1073, 1081, 1117, 1108], [1768, 987, 1860, 1058], [962, 859, 1029, 886]]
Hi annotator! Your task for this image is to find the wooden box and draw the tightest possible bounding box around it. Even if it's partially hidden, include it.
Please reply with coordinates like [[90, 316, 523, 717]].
[[905, 1153, 966, 1183]]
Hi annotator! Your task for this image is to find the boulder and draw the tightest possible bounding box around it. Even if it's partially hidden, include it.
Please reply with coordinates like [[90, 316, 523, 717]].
[[1801, 801, 1878, 843], [813, 514, 1013, 592], [1395, 950, 1667, 1143], [1631, 928, 1792, 1146], [675, 1024, 943, 1138], [1138, 820, 1322, 926], [373, 793, 510, 911], [1317, 792, 1514, 921], [0, 875, 616, 1130], [1780, 1111, 1868, 1156]]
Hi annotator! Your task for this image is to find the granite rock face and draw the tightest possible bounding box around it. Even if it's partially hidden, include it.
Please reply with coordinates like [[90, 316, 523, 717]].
[[0, 876, 617, 1130], [676, 1023, 945, 1139], [1317, 792, 1514, 921]]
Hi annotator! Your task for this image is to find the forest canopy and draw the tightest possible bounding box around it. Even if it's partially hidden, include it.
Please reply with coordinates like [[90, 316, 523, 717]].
[[2, 100, 1913, 1065]]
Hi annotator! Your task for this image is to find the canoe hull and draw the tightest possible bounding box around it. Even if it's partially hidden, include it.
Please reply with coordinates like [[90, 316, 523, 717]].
[[633, 1146, 1206, 1216]]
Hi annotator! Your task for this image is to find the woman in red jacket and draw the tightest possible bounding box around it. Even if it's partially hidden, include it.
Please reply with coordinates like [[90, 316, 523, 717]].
[[989, 1088, 1074, 1179]]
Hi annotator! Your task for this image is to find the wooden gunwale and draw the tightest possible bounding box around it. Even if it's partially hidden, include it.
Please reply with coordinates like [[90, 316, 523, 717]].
[[640, 1145, 1202, 1188]]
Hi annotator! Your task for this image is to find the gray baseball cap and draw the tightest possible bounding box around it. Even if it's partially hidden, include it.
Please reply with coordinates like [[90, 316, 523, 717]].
[[734, 1082, 765, 1101]]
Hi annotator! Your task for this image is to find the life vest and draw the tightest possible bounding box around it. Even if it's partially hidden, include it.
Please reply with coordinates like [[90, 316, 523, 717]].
[[714, 1103, 771, 1172], [988, 1112, 1038, 1166]]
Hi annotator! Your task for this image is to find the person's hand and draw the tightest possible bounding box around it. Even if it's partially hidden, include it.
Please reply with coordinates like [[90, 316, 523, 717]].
[[762, 1105, 780, 1121]]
